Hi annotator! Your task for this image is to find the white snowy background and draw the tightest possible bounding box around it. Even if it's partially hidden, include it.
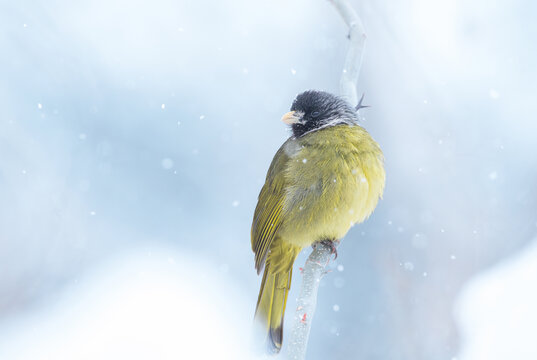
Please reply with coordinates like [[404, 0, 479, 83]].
[[1, 0, 536, 359]]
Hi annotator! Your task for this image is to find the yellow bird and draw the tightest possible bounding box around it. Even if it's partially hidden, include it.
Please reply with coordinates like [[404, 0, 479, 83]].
[[251, 90, 385, 353]]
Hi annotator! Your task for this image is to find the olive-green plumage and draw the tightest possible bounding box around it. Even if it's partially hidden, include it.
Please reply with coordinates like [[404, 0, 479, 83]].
[[252, 91, 385, 353]]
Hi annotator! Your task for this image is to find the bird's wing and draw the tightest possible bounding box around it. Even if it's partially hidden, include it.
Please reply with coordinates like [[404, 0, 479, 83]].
[[251, 142, 291, 274]]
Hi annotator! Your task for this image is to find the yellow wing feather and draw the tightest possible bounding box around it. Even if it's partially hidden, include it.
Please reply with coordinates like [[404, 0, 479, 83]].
[[251, 144, 290, 274]]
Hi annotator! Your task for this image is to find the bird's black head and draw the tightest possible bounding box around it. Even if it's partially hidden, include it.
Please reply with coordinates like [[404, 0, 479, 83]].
[[281, 90, 357, 138]]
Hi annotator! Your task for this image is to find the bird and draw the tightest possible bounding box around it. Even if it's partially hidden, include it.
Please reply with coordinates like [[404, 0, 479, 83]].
[[251, 90, 385, 353]]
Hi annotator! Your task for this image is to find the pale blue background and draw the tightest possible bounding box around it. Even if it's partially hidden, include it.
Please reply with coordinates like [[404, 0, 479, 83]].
[[1, 0, 536, 359]]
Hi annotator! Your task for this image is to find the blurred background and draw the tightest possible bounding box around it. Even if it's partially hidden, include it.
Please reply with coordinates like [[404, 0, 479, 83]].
[[1, 0, 536, 359]]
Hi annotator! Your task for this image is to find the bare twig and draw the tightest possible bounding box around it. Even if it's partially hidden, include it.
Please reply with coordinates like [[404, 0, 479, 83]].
[[286, 1, 366, 359]]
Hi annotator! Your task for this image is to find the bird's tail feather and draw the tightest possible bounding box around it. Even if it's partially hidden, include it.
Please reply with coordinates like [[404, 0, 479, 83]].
[[254, 264, 294, 353]]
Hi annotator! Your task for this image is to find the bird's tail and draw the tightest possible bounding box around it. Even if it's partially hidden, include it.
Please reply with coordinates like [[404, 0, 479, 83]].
[[254, 266, 293, 353]]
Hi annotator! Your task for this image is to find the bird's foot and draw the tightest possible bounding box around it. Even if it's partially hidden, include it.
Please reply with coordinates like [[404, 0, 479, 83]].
[[319, 239, 339, 259]]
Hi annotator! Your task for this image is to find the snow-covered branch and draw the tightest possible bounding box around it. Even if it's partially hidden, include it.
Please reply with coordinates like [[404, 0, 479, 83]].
[[287, 1, 366, 359], [331, 0, 366, 106], [287, 241, 334, 360]]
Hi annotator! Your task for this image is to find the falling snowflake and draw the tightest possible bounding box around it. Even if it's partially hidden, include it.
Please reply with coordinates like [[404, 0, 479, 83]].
[[161, 158, 174, 170]]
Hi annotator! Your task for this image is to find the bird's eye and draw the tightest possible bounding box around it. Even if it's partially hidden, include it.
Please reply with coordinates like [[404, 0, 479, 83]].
[[311, 111, 320, 118]]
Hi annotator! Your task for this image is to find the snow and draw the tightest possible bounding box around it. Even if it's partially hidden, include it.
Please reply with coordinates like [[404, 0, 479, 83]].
[[2, 0, 536, 359], [0, 249, 254, 360], [489, 89, 500, 99], [403, 262, 414, 271], [455, 240, 537, 360]]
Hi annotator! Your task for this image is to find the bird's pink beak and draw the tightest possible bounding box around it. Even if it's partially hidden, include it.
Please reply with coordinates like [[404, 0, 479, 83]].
[[281, 111, 302, 125]]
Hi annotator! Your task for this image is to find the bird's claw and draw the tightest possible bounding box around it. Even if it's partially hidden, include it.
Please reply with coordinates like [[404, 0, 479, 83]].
[[319, 239, 339, 259]]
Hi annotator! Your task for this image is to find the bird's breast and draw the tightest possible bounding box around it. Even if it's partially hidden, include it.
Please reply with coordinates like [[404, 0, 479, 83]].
[[278, 125, 385, 248]]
